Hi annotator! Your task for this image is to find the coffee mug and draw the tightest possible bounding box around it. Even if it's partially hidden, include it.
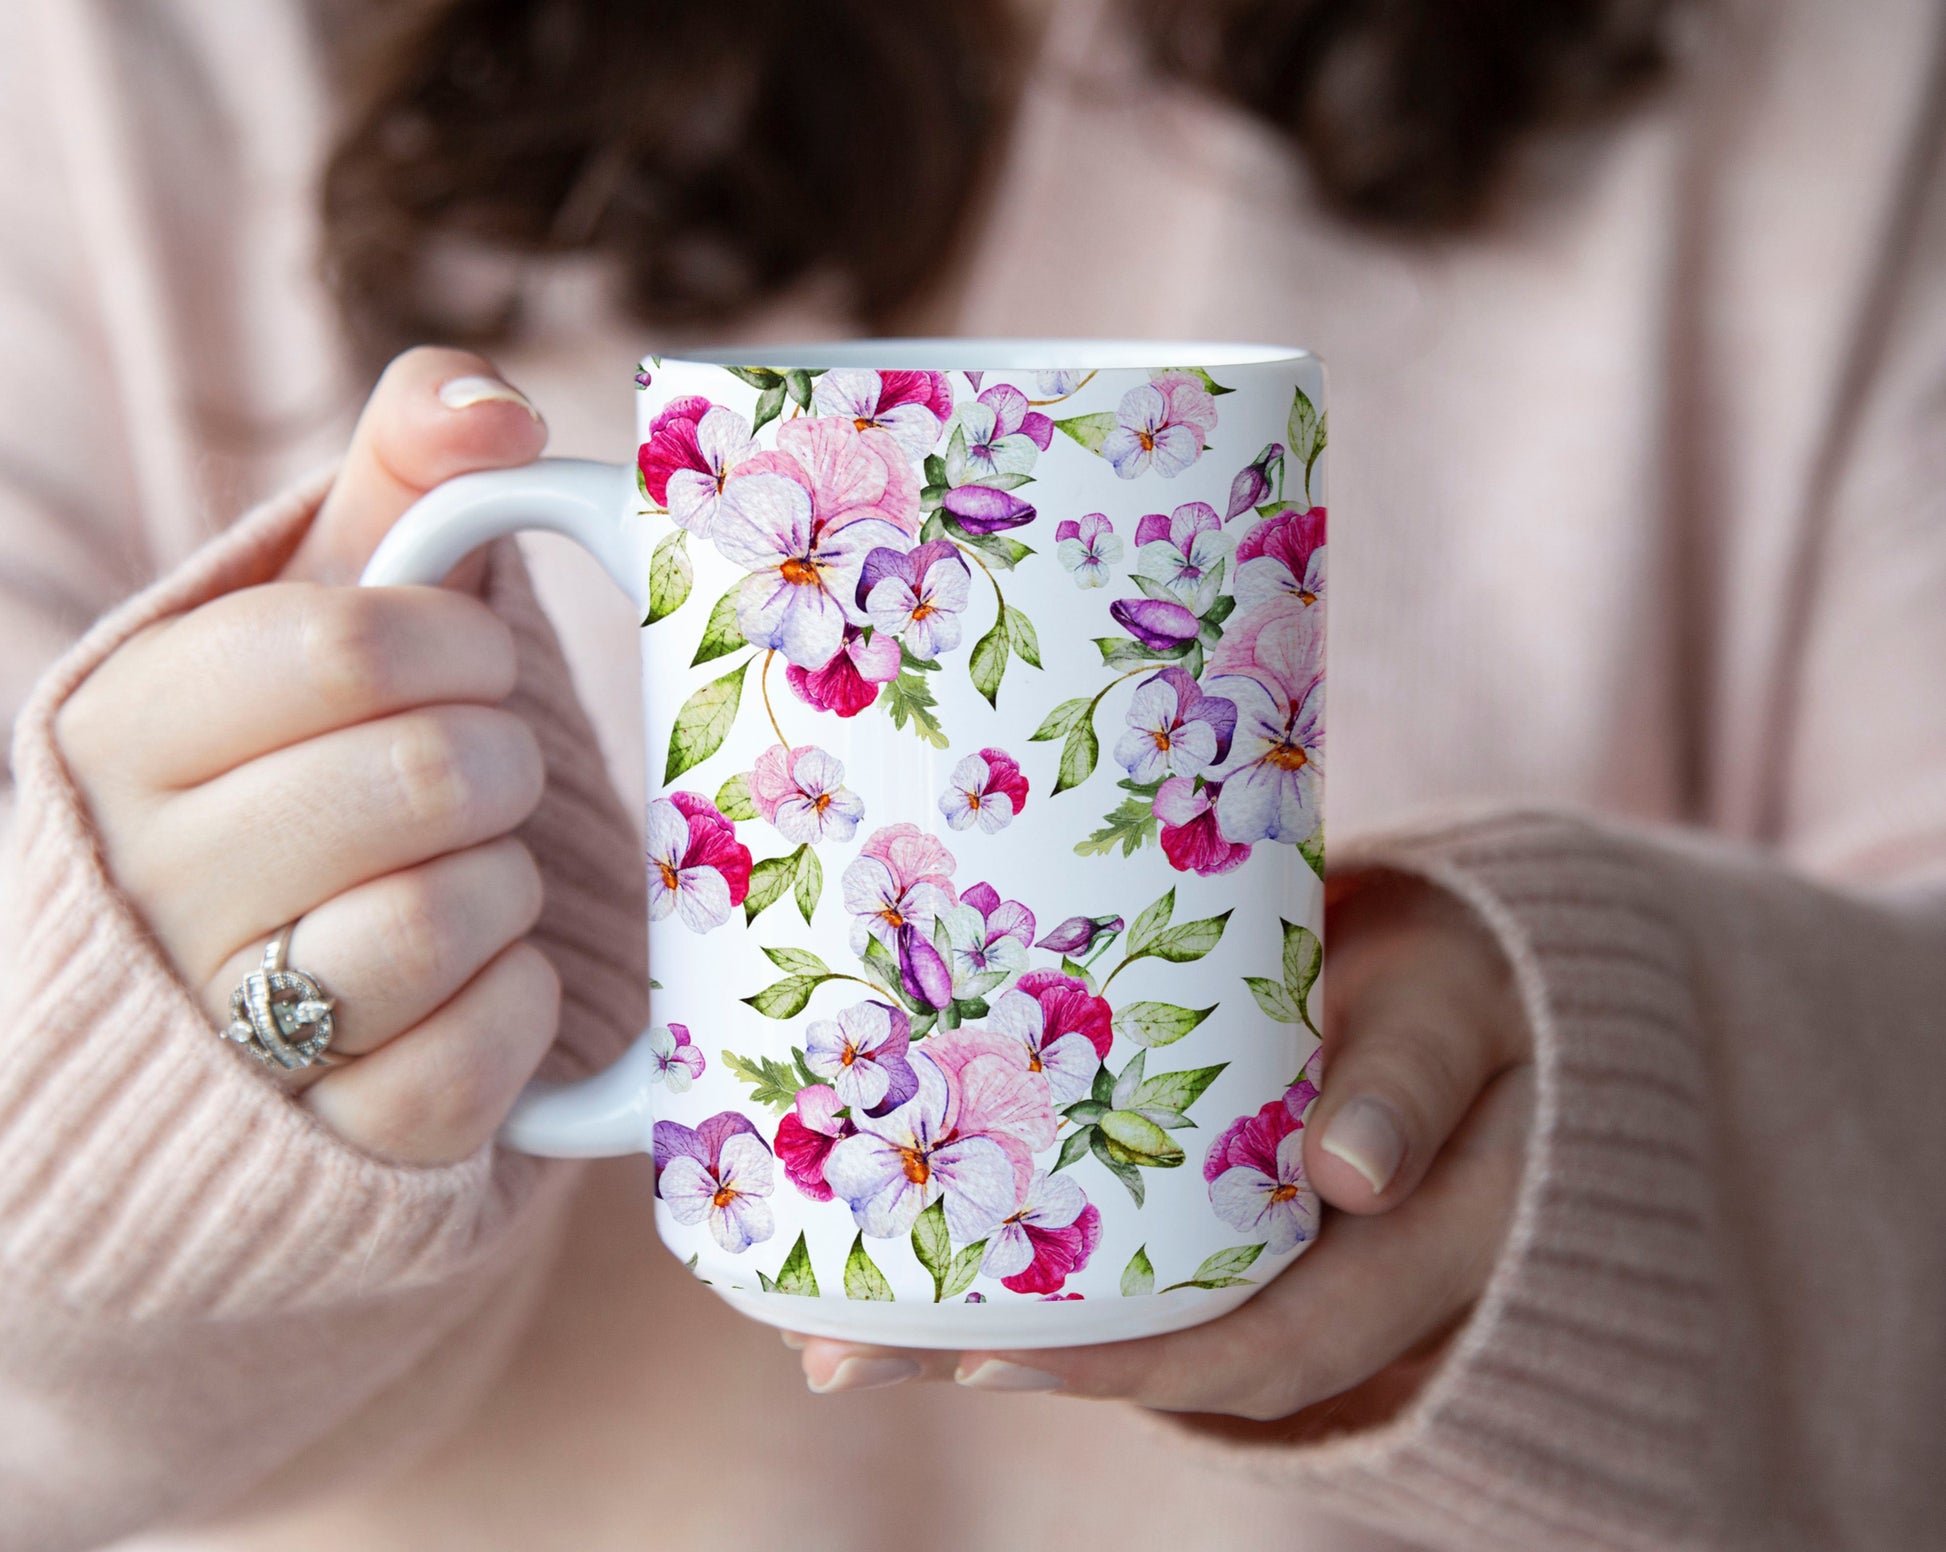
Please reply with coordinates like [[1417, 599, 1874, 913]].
[[363, 340, 1327, 1348]]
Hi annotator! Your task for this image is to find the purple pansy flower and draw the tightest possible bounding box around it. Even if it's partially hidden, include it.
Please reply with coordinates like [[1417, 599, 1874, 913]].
[[803, 999, 918, 1115], [653, 1113, 776, 1254], [645, 1023, 706, 1092], [1055, 511, 1121, 588], [946, 384, 1054, 486], [939, 881, 1037, 998], [1113, 666, 1237, 784], [859, 540, 972, 659], [1134, 501, 1236, 614]]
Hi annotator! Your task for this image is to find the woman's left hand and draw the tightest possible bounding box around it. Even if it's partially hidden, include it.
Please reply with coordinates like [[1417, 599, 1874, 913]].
[[790, 876, 1535, 1431]]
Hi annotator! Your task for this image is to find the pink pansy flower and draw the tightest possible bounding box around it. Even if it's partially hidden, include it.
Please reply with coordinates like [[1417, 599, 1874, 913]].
[[946, 383, 1054, 485], [1102, 373, 1218, 480], [637, 396, 711, 505], [1055, 511, 1121, 589], [860, 539, 972, 659], [938, 747, 1030, 833], [1234, 505, 1327, 612], [645, 1023, 706, 1092], [980, 1170, 1102, 1294], [653, 1113, 775, 1254], [748, 744, 865, 845], [1154, 776, 1252, 876], [638, 400, 757, 538], [1134, 501, 1236, 614], [812, 368, 954, 459], [1114, 666, 1238, 785], [1206, 604, 1327, 845], [1207, 1118, 1318, 1254], [994, 967, 1114, 1106], [938, 881, 1037, 999], [920, 1027, 1059, 1193], [645, 792, 753, 932], [786, 624, 901, 717], [803, 999, 918, 1116], [822, 1055, 1018, 1240], [774, 1084, 855, 1202], [841, 823, 958, 955]]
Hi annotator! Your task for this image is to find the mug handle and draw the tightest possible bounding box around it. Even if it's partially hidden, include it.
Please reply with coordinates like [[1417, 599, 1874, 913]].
[[361, 457, 663, 1159]]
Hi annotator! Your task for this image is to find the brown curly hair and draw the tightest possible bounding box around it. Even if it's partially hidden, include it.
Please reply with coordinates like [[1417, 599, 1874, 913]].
[[320, 0, 1680, 358]]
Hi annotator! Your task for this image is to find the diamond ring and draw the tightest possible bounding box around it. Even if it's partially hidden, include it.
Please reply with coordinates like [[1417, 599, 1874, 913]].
[[221, 923, 342, 1071]]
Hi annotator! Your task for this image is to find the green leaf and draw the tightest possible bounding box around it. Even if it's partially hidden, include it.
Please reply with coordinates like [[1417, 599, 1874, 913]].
[[924, 453, 948, 488], [744, 847, 805, 925], [663, 658, 750, 782], [1159, 365, 1235, 397], [1090, 1128, 1146, 1205], [726, 366, 784, 390], [897, 641, 940, 672], [691, 585, 748, 665], [1074, 795, 1159, 858], [1055, 716, 1099, 795], [1098, 1109, 1185, 1168], [793, 845, 823, 926], [844, 1233, 895, 1301], [741, 974, 826, 1020], [1282, 920, 1323, 1005], [1201, 594, 1236, 630], [1052, 1125, 1094, 1174], [943, 423, 972, 484], [1110, 1049, 1147, 1110], [1004, 606, 1043, 669], [713, 770, 758, 822], [1030, 697, 1093, 742], [944, 521, 1034, 571], [912, 1199, 952, 1299], [1244, 976, 1303, 1023], [1147, 910, 1233, 963], [1113, 1001, 1216, 1048], [969, 614, 1009, 708], [763, 945, 830, 977], [1063, 1099, 1109, 1126], [1131, 1063, 1227, 1117], [645, 530, 693, 625], [1093, 634, 1196, 670], [1127, 889, 1176, 955], [941, 1240, 986, 1299], [773, 1231, 819, 1296], [1061, 957, 1098, 992], [1299, 825, 1326, 881], [1120, 1245, 1156, 1298], [722, 1048, 807, 1111], [878, 670, 950, 748], [1054, 411, 1119, 456], [784, 368, 815, 409], [751, 380, 787, 433], [1288, 386, 1326, 501], [1193, 1242, 1264, 1283]]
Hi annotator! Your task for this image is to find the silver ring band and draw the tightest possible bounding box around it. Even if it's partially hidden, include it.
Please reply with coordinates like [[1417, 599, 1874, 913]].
[[221, 923, 342, 1071]]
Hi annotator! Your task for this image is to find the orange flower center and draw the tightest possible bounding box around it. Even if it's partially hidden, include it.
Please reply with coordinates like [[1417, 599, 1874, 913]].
[[712, 1185, 738, 1209], [1138, 430, 1157, 452], [910, 599, 936, 621], [1266, 742, 1310, 773], [878, 908, 905, 930], [657, 861, 680, 892], [812, 792, 832, 813], [1297, 588, 1317, 606], [1028, 1053, 1043, 1073], [1150, 729, 1173, 752], [840, 1045, 857, 1067], [1269, 1183, 1299, 1205], [966, 791, 982, 809], [854, 416, 875, 433], [780, 557, 820, 587], [901, 1148, 931, 1185]]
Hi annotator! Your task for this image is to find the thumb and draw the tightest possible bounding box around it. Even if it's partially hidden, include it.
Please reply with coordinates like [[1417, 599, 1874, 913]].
[[283, 346, 547, 584]]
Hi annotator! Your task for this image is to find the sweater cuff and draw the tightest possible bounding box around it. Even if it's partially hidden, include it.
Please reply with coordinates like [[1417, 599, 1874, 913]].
[[0, 472, 570, 1319], [1181, 810, 1720, 1551]]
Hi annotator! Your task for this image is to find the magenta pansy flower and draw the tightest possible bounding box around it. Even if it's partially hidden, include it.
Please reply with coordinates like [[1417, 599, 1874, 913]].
[[774, 1084, 855, 1202], [1133, 501, 1236, 614], [803, 999, 918, 1115], [813, 368, 953, 459], [1154, 776, 1252, 877], [938, 881, 1037, 999], [645, 792, 753, 932], [981, 1170, 1102, 1294], [860, 539, 972, 659], [1234, 505, 1327, 612], [938, 747, 1030, 833], [654, 1112, 776, 1254], [822, 1055, 1018, 1240], [1206, 1108, 1318, 1255], [1055, 511, 1121, 588], [1114, 666, 1237, 785], [748, 744, 865, 844], [1102, 373, 1218, 480], [990, 967, 1114, 1106], [636, 398, 757, 538], [786, 624, 901, 717], [841, 823, 958, 955], [637, 396, 710, 505], [645, 1022, 706, 1092]]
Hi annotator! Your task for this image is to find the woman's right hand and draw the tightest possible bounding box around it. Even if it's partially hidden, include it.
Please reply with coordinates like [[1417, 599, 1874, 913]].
[[53, 347, 564, 1166]]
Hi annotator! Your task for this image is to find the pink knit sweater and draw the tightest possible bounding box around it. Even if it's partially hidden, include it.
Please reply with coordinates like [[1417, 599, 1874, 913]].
[[4, 2, 1945, 1550]]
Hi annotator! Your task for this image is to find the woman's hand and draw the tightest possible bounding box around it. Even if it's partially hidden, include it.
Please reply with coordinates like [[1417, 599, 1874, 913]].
[[794, 876, 1536, 1430], [54, 347, 559, 1166]]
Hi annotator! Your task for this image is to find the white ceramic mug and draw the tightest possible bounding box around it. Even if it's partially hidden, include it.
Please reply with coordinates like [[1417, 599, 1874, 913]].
[[363, 340, 1327, 1348]]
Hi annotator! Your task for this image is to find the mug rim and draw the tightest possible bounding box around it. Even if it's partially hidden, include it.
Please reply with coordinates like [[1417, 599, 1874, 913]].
[[647, 337, 1315, 371]]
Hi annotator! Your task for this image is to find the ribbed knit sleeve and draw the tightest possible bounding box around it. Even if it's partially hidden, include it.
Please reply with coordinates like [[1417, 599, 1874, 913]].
[[1173, 809, 1946, 1551], [0, 475, 647, 1551]]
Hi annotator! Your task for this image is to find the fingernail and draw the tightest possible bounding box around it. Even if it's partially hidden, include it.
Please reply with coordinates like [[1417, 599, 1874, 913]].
[[779, 1331, 807, 1351], [807, 1357, 921, 1395], [437, 375, 541, 421], [956, 1359, 1064, 1393], [1321, 1094, 1407, 1193]]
